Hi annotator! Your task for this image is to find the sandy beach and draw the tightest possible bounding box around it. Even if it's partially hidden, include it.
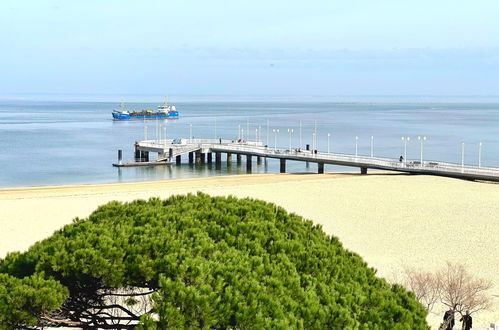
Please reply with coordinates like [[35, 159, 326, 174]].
[[1, 172, 498, 328]]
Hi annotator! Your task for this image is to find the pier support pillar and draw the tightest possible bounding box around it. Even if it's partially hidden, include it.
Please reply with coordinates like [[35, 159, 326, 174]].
[[207, 153, 213, 164], [134, 142, 141, 162], [306, 144, 310, 166], [201, 153, 206, 164], [176, 155, 181, 165], [215, 153, 222, 169], [188, 152, 194, 164], [257, 156, 262, 165], [280, 159, 286, 173], [246, 155, 252, 171], [227, 153, 232, 163], [360, 167, 368, 175], [318, 163, 324, 174], [237, 154, 242, 165], [195, 151, 202, 164], [141, 151, 149, 162]]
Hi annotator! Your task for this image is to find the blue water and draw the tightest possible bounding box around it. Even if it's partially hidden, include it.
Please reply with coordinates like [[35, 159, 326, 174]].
[[1, 98, 498, 187]]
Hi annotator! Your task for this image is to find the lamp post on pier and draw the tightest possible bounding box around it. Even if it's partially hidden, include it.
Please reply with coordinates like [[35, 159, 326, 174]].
[[355, 136, 359, 157], [312, 132, 316, 153], [418, 136, 426, 165], [237, 124, 241, 140], [461, 142, 465, 169], [287, 129, 294, 150], [273, 129, 279, 151], [327, 133, 331, 154], [370, 136, 374, 157], [299, 121, 302, 149], [401, 137, 410, 164], [479, 142, 483, 168], [266, 119, 269, 146]]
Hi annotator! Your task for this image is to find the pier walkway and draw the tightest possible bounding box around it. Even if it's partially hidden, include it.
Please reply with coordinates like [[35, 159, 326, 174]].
[[116, 138, 499, 182]]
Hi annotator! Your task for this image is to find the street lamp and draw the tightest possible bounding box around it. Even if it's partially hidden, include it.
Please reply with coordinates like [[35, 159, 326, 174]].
[[461, 142, 465, 169], [237, 124, 241, 140], [241, 129, 244, 141], [299, 121, 302, 149], [417, 136, 427, 165], [266, 119, 269, 146], [273, 129, 279, 151], [355, 136, 359, 157], [479, 142, 483, 168], [327, 133, 331, 154], [287, 128, 294, 150], [401, 137, 410, 164], [370, 136, 374, 157], [312, 132, 316, 153]]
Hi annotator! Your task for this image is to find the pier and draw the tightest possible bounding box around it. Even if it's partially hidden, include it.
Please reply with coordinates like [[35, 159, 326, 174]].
[[114, 138, 499, 182]]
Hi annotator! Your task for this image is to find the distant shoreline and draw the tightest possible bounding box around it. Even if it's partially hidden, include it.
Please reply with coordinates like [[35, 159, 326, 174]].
[[2, 94, 499, 103]]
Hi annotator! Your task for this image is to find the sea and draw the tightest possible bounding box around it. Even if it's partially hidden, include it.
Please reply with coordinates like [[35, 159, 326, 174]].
[[1, 96, 498, 188]]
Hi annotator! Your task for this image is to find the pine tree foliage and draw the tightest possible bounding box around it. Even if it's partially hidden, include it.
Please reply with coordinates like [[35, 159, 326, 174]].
[[0, 193, 428, 329]]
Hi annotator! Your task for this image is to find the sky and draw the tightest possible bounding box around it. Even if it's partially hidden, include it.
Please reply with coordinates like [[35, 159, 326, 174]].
[[1, 0, 499, 97]]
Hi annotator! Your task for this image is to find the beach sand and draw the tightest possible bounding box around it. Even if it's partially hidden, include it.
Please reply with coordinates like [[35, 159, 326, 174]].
[[1, 172, 497, 328]]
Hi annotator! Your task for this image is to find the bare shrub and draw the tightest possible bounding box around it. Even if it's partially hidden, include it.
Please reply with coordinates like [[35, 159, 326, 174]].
[[438, 262, 493, 315], [403, 262, 493, 317], [403, 266, 441, 312]]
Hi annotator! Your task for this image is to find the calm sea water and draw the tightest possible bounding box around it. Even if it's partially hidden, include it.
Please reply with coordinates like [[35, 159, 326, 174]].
[[1, 99, 498, 187]]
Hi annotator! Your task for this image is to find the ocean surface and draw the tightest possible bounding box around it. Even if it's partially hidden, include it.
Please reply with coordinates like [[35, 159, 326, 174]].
[[1, 98, 498, 188]]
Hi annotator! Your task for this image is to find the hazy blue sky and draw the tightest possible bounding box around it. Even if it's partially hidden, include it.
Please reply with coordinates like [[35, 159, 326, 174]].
[[1, 0, 499, 96]]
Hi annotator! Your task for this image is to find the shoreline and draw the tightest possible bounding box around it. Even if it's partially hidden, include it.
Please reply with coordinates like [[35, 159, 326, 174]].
[[1, 172, 497, 327]]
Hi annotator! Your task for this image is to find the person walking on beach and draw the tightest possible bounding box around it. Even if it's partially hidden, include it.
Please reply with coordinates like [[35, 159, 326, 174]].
[[442, 307, 455, 330], [459, 310, 472, 330]]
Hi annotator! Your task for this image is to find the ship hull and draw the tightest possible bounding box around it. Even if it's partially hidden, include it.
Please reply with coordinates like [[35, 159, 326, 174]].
[[112, 112, 179, 120]]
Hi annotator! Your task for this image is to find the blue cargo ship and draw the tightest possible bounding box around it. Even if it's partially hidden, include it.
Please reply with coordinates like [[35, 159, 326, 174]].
[[112, 100, 179, 120]]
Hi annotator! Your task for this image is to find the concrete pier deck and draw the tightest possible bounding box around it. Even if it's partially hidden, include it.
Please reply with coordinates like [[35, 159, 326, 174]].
[[119, 138, 499, 182]]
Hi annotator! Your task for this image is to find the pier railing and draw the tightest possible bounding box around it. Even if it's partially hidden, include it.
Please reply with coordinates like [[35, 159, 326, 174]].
[[132, 138, 499, 181]]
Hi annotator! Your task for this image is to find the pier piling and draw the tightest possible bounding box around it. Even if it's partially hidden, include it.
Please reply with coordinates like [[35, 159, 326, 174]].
[[360, 167, 367, 175], [318, 163, 324, 174], [246, 155, 252, 171], [188, 152, 194, 164], [207, 153, 213, 164], [237, 154, 242, 165], [280, 159, 286, 173], [176, 155, 181, 165]]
